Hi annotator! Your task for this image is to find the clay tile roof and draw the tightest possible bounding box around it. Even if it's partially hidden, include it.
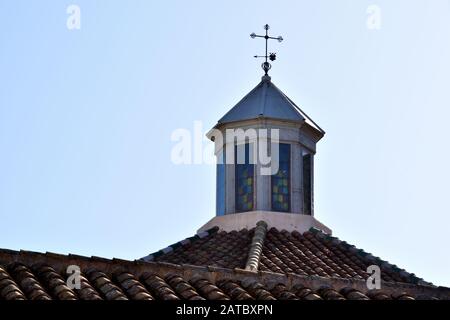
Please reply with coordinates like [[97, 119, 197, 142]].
[[147, 227, 431, 286], [0, 246, 448, 300], [1, 225, 449, 300]]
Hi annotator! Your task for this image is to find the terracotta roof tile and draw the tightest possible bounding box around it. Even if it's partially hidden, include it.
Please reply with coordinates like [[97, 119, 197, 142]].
[[0, 221, 448, 301], [292, 285, 323, 300], [0, 266, 26, 300], [165, 273, 204, 300], [86, 269, 128, 300], [217, 280, 254, 300], [114, 271, 153, 300], [33, 264, 77, 300], [317, 287, 346, 300], [340, 287, 370, 300], [74, 274, 103, 300], [241, 280, 276, 300], [8, 263, 52, 300], [150, 227, 428, 286], [270, 283, 300, 300], [141, 273, 179, 300], [191, 278, 230, 300], [0, 248, 448, 300], [366, 290, 391, 300]]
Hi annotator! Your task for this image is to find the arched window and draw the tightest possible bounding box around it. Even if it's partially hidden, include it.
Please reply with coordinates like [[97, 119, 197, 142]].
[[235, 143, 254, 212], [272, 143, 290, 212]]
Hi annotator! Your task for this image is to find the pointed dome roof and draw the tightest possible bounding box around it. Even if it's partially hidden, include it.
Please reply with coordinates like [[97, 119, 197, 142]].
[[217, 76, 324, 134]]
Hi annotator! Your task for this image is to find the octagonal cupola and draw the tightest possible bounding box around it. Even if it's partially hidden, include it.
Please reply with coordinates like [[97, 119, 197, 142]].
[[208, 73, 325, 213], [199, 25, 330, 234], [199, 74, 330, 234]]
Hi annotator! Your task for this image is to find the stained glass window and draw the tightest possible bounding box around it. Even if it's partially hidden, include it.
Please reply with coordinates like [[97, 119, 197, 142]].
[[216, 149, 226, 216], [303, 153, 312, 215], [235, 143, 254, 212], [271, 143, 290, 212]]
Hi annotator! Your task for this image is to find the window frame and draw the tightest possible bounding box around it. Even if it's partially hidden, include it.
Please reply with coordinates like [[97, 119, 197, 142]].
[[234, 143, 255, 213], [271, 142, 291, 212], [216, 147, 226, 216], [302, 152, 313, 216]]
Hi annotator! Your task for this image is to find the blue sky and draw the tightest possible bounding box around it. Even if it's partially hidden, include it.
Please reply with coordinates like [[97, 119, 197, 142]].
[[0, 1, 449, 286]]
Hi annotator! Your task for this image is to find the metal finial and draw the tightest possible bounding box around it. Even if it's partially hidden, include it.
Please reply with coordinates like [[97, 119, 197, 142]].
[[250, 24, 284, 75], [262, 62, 271, 74]]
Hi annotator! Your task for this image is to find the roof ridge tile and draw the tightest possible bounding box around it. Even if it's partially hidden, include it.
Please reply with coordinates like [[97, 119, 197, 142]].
[[154, 261, 183, 270], [68, 253, 91, 261], [90, 256, 112, 263], [44, 251, 67, 259], [111, 258, 130, 264], [19, 249, 42, 256]]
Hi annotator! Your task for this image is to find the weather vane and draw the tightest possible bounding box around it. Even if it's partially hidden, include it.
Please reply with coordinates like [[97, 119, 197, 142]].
[[250, 24, 284, 75]]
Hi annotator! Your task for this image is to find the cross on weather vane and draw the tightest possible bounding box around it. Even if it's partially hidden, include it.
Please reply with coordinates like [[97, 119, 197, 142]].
[[250, 24, 284, 76]]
